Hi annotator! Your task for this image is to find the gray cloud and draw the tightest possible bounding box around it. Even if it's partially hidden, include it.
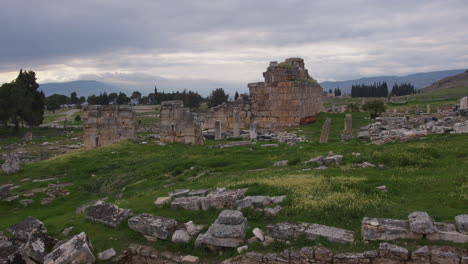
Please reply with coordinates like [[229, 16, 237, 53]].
[[1, 0, 467, 92]]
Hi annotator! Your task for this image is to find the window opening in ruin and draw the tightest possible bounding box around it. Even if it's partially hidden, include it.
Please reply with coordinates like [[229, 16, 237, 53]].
[[95, 137, 99, 147]]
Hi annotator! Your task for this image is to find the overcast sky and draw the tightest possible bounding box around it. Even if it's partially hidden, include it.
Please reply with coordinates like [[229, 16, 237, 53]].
[[1, 0, 467, 94]]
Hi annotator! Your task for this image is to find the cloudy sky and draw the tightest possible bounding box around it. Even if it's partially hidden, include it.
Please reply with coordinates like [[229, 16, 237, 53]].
[[0, 0, 467, 95]]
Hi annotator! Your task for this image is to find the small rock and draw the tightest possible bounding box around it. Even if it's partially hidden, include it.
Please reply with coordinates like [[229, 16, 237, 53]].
[[237, 245, 248, 254], [185, 221, 203, 237], [43, 232, 95, 264], [273, 160, 288, 166], [314, 166, 328, 170], [3, 195, 19, 202], [62, 226, 74, 235], [264, 206, 282, 217], [172, 230, 191, 243], [98, 248, 116, 260], [154, 197, 171, 208], [408, 211, 437, 234], [270, 195, 286, 204], [455, 214, 468, 234], [376, 185, 387, 192], [247, 236, 258, 244], [261, 236, 275, 246], [182, 255, 200, 263], [168, 189, 190, 198], [19, 199, 34, 207], [252, 228, 265, 241]]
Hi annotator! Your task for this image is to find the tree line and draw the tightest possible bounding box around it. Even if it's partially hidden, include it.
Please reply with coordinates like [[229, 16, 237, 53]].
[[390, 83, 415, 96], [351, 82, 389, 98]]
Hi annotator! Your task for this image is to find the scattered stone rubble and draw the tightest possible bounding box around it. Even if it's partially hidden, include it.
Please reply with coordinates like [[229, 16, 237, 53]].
[[1, 152, 22, 174], [362, 212, 468, 243], [195, 210, 248, 250], [128, 213, 178, 240], [113, 244, 200, 264], [359, 115, 468, 144]]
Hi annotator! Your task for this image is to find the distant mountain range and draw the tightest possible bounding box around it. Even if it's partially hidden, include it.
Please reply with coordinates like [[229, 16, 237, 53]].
[[39, 69, 467, 97], [320, 69, 467, 94], [40, 80, 125, 97]]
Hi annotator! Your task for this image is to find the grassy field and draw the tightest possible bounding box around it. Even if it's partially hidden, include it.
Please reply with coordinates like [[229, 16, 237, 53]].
[[0, 112, 467, 262]]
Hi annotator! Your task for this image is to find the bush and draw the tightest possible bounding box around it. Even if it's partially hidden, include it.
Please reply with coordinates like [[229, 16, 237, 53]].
[[74, 115, 81, 122], [362, 100, 386, 119]]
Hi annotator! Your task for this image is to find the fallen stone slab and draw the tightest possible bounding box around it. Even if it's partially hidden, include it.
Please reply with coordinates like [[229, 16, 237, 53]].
[[98, 248, 117, 261], [352, 162, 376, 168], [361, 217, 423, 241], [75, 198, 108, 214], [260, 144, 278, 148], [408, 211, 437, 234], [201, 188, 247, 210], [168, 189, 191, 198], [43, 232, 95, 264], [236, 195, 272, 209], [171, 196, 203, 211], [323, 155, 343, 165], [7, 217, 47, 242], [427, 222, 468, 243], [3, 195, 19, 202], [303, 223, 354, 244], [304, 156, 324, 166], [252, 228, 265, 242], [86, 201, 133, 228], [32, 177, 59, 183], [264, 206, 283, 217], [379, 242, 409, 260], [188, 188, 211, 197], [128, 213, 177, 240], [0, 184, 13, 198]]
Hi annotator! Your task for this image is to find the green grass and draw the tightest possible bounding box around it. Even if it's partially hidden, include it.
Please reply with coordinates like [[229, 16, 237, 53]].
[[0, 112, 467, 261]]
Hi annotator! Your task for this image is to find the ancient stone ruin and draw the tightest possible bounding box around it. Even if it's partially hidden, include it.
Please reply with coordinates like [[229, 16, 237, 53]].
[[82, 105, 135, 148], [205, 58, 323, 129], [159, 100, 204, 144]]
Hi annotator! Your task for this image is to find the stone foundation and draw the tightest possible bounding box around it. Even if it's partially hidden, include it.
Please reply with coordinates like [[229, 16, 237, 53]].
[[82, 105, 135, 148]]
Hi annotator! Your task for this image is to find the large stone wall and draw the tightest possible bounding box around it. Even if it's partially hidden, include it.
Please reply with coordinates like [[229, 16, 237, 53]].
[[82, 105, 135, 148], [160, 100, 203, 144], [205, 58, 324, 129]]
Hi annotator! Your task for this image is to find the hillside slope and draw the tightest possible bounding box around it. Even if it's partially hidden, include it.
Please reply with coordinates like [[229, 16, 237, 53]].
[[320, 69, 466, 94], [421, 70, 468, 93]]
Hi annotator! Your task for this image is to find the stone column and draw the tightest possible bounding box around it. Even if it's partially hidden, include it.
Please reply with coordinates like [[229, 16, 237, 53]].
[[415, 105, 419, 115], [233, 108, 240, 138], [249, 121, 257, 140], [214, 120, 222, 140], [460, 96, 468, 109], [341, 114, 352, 141], [320, 118, 332, 144], [426, 104, 431, 114]]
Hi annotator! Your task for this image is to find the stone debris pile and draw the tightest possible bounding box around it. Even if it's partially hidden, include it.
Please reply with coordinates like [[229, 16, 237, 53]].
[[362, 212, 468, 243], [359, 116, 468, 144], [0, 217, 96, 264], [195, 210, 248, 250], [114, 244, 200, 264]]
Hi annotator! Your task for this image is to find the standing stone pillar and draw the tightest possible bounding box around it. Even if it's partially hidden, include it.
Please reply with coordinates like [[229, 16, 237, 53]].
[[437, 107, 441, 113], [415, 105, 419, 115], [460, 96, 468, 109], [426, 104, 431, 114], [405, 107, 409, 114], [249, 121, 257, 140], [214, 120, 222, 140], [320, 118, 332, 144], [233, 109, 240, 138], [341, 114, 352, 141]]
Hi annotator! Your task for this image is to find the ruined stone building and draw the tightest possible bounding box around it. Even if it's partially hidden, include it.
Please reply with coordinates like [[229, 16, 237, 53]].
[[205, 58, 323, 129], [160, 101, 204, 144], [82, 105, 135, 148]]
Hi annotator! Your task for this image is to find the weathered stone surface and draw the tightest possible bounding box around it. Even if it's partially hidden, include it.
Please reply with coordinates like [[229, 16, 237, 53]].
[[411, 246, 430, 264], [315, 246, 333, 262], [195, 210, 247, 249], [168, 189, 191, 198], [75, 198, 108, 214], [43, 232, 95, 264], [0, 239, 24, 264], [154, 197, 171, 208], [182, 255, 200, 263], [19, 199, 34, 207], [1, 160, 20, 174], [172, 229, 191, 243], [267, 222, 354, 244], [86, 201, 133, 228], [171, 196, 202, 211], [333, 252, 370, 263], [379, 243, 409, 260], [266, 222, 308, 239], [215, 120, 222, 140], [0, 184, 13, 198], [455, 214, 468, 234], [320, 118, 332, 143], [23, 228, 57, 262], [237, 196, 271, 209], [98, 248, 116, 260], [128, 213, 177, 240], [201, 188, 247, 210], [7, 217, 47, 242], [408, 211, 437, 234], [218, 210, 246, 225], [187, 189, 211, 197], [427, 222, 468, 243], [185, 221, 203, 237], [361, 217, 422, 241], [431, 246, 462, 264], [305, 156, 324, 166], [83, 105, 135, 148], [323, 155, 343, 165]]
